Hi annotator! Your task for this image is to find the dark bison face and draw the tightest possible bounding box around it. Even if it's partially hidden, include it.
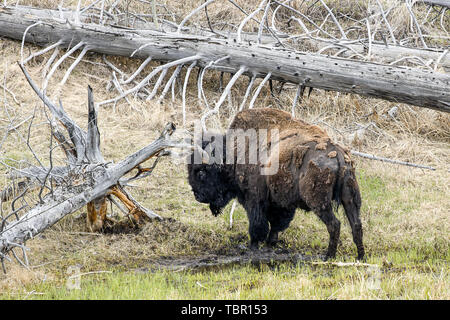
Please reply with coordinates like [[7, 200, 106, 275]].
[[187, 163, 234, 216]]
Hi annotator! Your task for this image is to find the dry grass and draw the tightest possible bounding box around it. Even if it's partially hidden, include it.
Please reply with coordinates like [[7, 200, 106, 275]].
[[0, 0, 449, 299]]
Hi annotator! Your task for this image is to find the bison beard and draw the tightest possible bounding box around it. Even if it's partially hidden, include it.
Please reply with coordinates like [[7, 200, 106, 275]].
[[187, 108, 365, 260]]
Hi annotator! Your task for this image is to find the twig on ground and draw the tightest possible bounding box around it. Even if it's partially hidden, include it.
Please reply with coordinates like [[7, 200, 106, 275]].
[[351, 150, 436, 171]]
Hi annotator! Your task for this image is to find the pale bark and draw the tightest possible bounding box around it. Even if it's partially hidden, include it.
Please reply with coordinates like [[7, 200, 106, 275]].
[[309, 39, 450, 71], [0, 5, 449, 112], [419, 0, 450, 8], [0, 135, 172, 254], [0, 64, 181, 257]]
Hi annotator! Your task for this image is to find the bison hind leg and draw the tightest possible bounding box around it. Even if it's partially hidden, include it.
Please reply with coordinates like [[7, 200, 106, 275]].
[[341, 177, 365, 260], [315, 208, 341, 260]]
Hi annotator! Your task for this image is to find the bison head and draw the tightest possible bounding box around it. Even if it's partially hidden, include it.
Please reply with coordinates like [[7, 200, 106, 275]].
[[187, 138, 235, 216]]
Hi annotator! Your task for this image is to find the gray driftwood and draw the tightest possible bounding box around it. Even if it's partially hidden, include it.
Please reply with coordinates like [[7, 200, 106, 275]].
[[307, 39, 450, 71], [419, 0, 450, 8], [0, 5, 449, 112], [0, 64, 182, 259]]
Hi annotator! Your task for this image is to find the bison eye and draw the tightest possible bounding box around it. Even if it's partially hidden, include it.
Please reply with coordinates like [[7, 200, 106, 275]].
[[197, 170, 206, 181]]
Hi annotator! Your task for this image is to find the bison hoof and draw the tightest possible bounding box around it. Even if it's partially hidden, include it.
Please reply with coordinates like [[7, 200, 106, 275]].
[[266, 234, 279, 247], [266, 239, 277, 247], [357, 253, 366, 261], [249, 241, 260, 251]]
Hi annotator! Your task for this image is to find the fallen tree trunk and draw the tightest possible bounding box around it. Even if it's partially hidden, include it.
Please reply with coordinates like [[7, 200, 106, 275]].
[[418, 0, 450, 8], [308, 39, 450, 71], [0, 5, 449, 112], [16, 4, 448, 72], [0, 63, 187, 261], [0, 133, 173, 256]]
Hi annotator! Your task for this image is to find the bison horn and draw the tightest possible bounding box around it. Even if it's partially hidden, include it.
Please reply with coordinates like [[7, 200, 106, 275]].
[[201, 149, 210, 164], [193, 144, 210, 164]]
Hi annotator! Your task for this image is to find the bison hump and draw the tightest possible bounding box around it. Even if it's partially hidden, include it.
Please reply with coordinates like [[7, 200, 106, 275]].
[[230, 108, 330, 147]]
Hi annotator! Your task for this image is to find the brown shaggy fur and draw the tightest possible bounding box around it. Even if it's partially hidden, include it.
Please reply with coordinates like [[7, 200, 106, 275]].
[[188, 108, 364, 260]]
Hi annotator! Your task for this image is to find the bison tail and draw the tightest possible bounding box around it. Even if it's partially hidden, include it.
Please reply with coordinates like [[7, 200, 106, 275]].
[[332, 149, 349, 213], [332, 173, 343, 213]]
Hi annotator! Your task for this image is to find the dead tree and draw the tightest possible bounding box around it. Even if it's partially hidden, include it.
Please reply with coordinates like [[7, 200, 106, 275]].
[[418, 0, 450, 9], [0, 4, 449, 116], [0, 62, 197, 270]]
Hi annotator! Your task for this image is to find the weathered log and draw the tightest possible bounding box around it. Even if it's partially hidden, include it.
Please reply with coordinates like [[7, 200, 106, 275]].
[[0, 133, 171, 254], [0, 119, 180, 255], [418, 0, 450, 8], [0, 62, 188, 258], [308, 39, 450, 71], [9, 5, 447, 71], [0, 5, 449, 112], [350, 150, 436, 171]]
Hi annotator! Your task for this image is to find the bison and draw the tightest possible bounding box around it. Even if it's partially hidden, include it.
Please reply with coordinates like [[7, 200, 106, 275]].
[[187, 108, 365, 260]]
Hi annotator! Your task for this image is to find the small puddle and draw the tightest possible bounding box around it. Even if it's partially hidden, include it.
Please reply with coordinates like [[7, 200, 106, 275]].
[[137, 247, 322, 273]]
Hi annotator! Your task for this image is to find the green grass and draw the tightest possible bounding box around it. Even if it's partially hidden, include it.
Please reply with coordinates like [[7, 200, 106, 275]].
[[2, 258, 448, 300], [1, 159, 448, 300]]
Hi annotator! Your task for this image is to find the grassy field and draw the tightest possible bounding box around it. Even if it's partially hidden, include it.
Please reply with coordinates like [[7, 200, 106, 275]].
[[0, 0, 449, 300], [0, 157, 448, 299]]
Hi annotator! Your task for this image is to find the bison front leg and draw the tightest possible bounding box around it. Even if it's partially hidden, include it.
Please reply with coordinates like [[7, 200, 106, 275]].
[[266, 207, 295, 247], [316, 209, 341, 260], [246, 203, 269, 250]]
